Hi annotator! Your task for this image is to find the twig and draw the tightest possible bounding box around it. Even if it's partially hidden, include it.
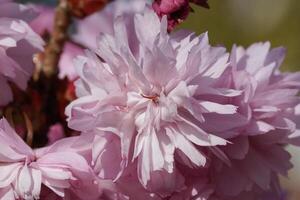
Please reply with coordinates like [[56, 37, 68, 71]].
[[42, 0, 72, 78]]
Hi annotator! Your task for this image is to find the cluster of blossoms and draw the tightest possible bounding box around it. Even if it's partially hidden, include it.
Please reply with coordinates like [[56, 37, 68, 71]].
[[0, 0, 300, 200]]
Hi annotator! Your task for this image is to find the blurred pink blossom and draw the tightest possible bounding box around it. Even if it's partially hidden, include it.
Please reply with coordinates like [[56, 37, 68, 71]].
[[0, 2, 44, 106], [47, 123, 65, 145]]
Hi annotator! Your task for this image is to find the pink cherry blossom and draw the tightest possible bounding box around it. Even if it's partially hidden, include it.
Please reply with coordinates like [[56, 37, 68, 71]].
[[229, 42, 300, 136], [0, 0, 299, 199], [0, 2, 44, 106], [199, 42, 300, 139], [66, 7, 242, 195], [0, 118, 100, 200], [201, 42, 300, 199]]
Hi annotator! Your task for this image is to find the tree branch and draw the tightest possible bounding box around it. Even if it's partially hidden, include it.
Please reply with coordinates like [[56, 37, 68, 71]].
[[42, 0, 72, 78]]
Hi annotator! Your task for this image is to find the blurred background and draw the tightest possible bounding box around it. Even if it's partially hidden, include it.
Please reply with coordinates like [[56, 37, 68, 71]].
[[180, 0, 300, 72], [179, 0, 300, 199], [15, 0, 300, 199]]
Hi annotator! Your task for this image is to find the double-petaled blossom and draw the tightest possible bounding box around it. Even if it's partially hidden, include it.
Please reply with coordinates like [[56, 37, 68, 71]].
[[229, 43, 300, 137], [66, 7, 243, 196], [0, 2, 44, 106], [205, 43, 300, 199], [197, 43, 300, 138], [0, 118, 100, 200]]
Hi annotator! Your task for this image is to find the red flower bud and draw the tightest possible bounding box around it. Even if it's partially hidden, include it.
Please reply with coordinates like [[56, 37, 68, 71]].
[[152, 0, 209, 31]]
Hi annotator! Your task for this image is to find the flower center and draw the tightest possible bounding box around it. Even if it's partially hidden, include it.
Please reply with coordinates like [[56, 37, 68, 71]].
[[26, 154, 37, 164], [141, 93, 160, 104]]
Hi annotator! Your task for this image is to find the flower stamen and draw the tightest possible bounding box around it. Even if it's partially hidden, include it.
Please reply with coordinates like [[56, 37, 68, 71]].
[[141, 94, 159, 104]]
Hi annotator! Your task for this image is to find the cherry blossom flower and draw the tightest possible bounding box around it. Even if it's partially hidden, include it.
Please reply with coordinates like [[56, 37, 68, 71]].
[[0, 2, 44, 106], [199, 42, 300, 139], [229, 42, 300, 137], [66, 7, 241, 195], [205, 43, 300, 199], [0, 118, 100, 200]]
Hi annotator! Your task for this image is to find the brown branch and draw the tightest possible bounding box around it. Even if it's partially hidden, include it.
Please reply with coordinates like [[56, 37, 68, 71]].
[[4, 106, 34, 147], [42, 0, 72, 78], [28, 0, 111, 147], [42, 0, 112, 78]]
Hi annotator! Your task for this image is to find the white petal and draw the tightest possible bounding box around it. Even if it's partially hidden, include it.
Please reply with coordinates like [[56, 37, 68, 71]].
[[0, 163, 22, 187], [177, 116, 227, 146], [31, 168, 42, 199], [39, 167, 72, 180], [199, 101, 238, 114], [18, 165, 32, 198], [166, 127, 206, 167]]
